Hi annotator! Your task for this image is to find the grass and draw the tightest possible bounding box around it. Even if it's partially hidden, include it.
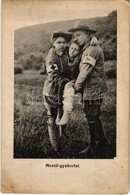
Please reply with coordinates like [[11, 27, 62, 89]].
[[14, 63, 116, 159]]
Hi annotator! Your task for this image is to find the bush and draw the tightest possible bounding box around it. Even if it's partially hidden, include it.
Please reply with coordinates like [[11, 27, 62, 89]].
[[104, 60, 116, 79], [103, 49, 116, 61], [105, 68, 116, 79], [105, 33, 110, 40], [20, 52, 44, 70], [14, 49, 24, 60], [102, 42, 117, 61], [111, 36, 117, 43], [14, 66, 23, 74], [20, 55, 32, 70]]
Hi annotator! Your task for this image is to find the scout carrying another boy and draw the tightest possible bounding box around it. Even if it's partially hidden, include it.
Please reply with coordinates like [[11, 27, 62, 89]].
[[43, 29, 72, 152]]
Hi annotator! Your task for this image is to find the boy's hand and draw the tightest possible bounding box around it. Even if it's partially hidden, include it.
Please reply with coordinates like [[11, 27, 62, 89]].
[[75, 93, 83, 104], [90, 37, 99, 46], [74, 83, 82, 92]]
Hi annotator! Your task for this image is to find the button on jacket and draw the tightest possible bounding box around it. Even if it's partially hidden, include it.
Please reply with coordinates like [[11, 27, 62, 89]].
[[75, 44, 107, 100]]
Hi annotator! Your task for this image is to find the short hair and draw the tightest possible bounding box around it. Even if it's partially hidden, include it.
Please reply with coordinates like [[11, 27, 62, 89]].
[[70, 41, 82, 51], [70, 41, 79, 46]]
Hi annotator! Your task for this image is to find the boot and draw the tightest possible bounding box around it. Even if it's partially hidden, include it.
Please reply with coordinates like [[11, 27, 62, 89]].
[[79, 121, 99, 158], [48, 123, 60, 152], [79, 143, 99, 158], [97, 118, 111, 146], [79, 144, 92, 155]]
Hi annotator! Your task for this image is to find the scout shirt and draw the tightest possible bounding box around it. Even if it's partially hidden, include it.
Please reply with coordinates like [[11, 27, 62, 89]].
[[43, 47, 69, 99], [74, 43, 107, 100]]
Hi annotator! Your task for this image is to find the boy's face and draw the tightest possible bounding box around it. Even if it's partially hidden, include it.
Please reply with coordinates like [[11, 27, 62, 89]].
[[69, 43, 80, 58], [53, 37, 67, 52], [73, 30, 90, 46]]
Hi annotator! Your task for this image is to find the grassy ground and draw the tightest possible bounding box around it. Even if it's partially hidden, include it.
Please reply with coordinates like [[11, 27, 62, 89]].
[[14, 61, 116, 159]]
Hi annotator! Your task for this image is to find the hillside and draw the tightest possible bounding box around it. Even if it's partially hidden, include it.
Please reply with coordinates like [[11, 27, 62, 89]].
[[14, 10, 117, 70]]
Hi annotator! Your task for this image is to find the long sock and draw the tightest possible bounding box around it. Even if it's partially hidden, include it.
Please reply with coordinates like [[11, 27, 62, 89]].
[[48, 124, 60, 151], [88, 121, 99, 147], [97, 118, 107, 140]]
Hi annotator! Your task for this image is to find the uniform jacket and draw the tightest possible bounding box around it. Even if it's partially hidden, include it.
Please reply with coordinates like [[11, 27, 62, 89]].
[[43, 47, 69, 98], [75, 43, 107, 100], [43, 47, 81, 99]]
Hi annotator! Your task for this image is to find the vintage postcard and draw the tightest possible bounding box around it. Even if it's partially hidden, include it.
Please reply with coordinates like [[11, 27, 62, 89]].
[[1, 0, 129, 193]]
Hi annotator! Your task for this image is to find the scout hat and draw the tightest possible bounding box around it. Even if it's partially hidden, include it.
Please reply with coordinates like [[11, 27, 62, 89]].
[[51, 29, 72, 44], [69, 20, 96, 34]]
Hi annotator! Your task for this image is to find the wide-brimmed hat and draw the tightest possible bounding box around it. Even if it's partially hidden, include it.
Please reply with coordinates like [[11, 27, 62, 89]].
[[51, 29, 72, 43], [69, 20, 96, 34]]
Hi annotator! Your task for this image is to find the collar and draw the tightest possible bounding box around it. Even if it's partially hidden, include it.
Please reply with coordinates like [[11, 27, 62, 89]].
[[82, 42, 90, 52], [55, 50, 63, 56]]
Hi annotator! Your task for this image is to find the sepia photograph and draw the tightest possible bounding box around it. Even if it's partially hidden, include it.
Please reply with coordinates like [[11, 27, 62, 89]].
[[2, 0, 129, 193], [14, 10, 117, 159]]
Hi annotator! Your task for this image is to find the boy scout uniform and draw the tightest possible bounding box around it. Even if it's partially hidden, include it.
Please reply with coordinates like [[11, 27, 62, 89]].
[[75, 44, 107, 100], [43, 47, 68, 99], [69, 20, 110, 156], [43, 29, 72, 152], [43, 46, 69, 151], [75, 43, 109, 156], [75, 43, 108, 121]]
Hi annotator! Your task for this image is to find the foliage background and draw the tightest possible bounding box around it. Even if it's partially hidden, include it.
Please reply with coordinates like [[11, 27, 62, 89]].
[[14, 11, 117, 71]]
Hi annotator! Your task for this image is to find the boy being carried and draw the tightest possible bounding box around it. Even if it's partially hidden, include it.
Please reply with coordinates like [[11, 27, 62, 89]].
[[56, 41, 83, 126]]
